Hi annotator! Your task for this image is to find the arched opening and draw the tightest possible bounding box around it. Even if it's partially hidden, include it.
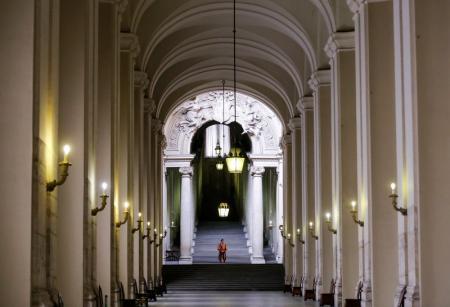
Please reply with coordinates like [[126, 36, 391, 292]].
[[163, 90, 283, 265]]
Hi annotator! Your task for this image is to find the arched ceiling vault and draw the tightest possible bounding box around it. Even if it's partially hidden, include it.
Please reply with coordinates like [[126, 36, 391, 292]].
[[122, 0, 353, 126]]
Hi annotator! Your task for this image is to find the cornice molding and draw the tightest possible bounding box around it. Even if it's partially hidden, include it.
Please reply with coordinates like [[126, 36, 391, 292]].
[[120, 33, 140, 57], [308, 70, 331, 92], [324, 32, 355, 59]]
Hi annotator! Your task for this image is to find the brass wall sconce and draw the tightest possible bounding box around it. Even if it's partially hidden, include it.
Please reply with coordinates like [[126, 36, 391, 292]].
[[325, 212, 337, 234], [268, 220, 273, 229], [286, 233, 295, 247], [47, 145, 72, 192], [296, 228, 305, 244], [115, 202, 130, 228], [132, 212, 143, 234], [350, 201, 364, 227], [279, 225, 287, 239], [155, 227, 167, 247], [308, 222, 318, 240], [389, 183, 407, 215], [91, 182, 109, 216], [142, 222, 155, 243]]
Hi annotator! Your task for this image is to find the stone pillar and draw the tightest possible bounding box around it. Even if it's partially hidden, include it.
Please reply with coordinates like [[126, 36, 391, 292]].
[[276, 162, 284, 263], [298, 97, 316, 295], [324, 31, 359, 305], [133, 71, 148, 286], [250, 166, 266, 264], [348, 1, 398, 306], [57, 0, 97, 305], [309, 69, 332, 301], [289, 117, 303, 285], [281, 134, 293, 279], [118, 31, 139, 297], [245, 169, 254, 253], [179, 166, 194, 264], [96, 0, 121, 302], [0, 1, 37, 305]]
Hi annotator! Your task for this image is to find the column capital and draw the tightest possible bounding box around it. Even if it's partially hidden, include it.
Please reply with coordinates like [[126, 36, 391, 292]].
[[144, 98, 156, 115], [324, 32, 355, 59], [288, 116, 302, 131], [346, 0, 364, 15], [134, 71, 149, 89], [296, 96, 314, 113], [179, 166, 193, 177], [250, 166, 265, 177], [120, 33, 140, 58], [308, 70, 331, 92], [280, 133, 292, 147]]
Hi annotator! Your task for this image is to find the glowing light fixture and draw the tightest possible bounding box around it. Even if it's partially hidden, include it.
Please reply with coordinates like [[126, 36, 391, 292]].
[[218, 202, 230, 218], [225, 0, 246, 174]]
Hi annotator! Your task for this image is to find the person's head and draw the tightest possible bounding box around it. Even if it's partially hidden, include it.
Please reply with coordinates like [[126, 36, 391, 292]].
[[220, 238, 224, 242]]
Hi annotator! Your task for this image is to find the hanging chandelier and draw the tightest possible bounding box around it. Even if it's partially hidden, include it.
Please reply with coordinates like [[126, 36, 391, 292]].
[[225, 0, 245, 174], [218, 202, 230, 218], [216, 80, 225, 171]]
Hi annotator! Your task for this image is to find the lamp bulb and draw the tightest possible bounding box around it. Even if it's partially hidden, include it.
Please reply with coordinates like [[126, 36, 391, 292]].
[[138, 212, 142, 218], [296, 228, 300, 234], [124, 201, 129, 211], [101, 182, 108, 192], [309, 221, 313, 227], [147, 221, 150, 227], [390, 182, 396, 193], [63, 144, 71, 155], [351, 201, 356, 209], [325, 212, 331, 221]]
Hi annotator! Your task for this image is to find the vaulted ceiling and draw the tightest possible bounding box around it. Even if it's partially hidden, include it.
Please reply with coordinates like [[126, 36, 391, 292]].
[[120, 0, 354, 124]]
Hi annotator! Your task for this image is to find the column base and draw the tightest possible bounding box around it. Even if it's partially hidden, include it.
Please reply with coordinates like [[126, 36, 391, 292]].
[[178, 257, 193, 265], [250, 256, 266, 264]]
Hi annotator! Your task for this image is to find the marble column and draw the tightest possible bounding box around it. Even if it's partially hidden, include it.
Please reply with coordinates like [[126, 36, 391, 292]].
[[309, 69, 332, 302], [250, 166, 266, 264], [179, 166, 194, 264], [281, 134, 293, 280], [324, 31, 359, 305], [276, 162, 284, 263], [289, 117, 303, 285]]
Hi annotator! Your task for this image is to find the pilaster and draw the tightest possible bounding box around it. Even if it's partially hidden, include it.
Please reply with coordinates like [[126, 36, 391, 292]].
[[250, 166, 266, 264]]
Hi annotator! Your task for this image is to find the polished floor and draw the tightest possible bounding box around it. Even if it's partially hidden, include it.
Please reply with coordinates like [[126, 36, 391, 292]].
[[153, 291, 320, 306]]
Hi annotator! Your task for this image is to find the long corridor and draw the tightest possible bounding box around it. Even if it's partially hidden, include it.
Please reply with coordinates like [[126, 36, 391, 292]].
[[152, 291, 319, 307]]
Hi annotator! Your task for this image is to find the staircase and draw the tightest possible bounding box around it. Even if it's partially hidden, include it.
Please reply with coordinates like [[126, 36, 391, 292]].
[[193, 221, 251, 264], [163, 264, 285, 291]]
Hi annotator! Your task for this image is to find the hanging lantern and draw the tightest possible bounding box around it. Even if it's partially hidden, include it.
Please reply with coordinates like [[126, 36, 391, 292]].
[[218, 202, 230, 218], [225, 147, 245, 174], [215, 142, 222, 156], [216, 157, 224, 170]]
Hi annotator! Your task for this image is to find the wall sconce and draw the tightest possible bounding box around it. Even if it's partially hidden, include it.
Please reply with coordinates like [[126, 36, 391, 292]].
[[308, 222, 318, 240], [286, 233, 295, 247], [350, 201, 364, 227], [279, 225, 287, 239], [170, 220, 177, 229], [296, 228, 305, 244], [91, 182, 109, 216], [325, 212, 337, 234], [132, 212, 143, 234], [142, 222, 154, 243], [389, 183, 407, 215], [47, 145, 72, 192], [268, 220, 273, 229], [155, 227, 168, 247], [115, 202, 130, 228]]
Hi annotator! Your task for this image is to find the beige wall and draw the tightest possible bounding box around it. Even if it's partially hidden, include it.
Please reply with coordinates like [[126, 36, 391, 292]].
[[0, 1, 34, 306], [368, 3, 398, 307], [416, 1, 450, 306]]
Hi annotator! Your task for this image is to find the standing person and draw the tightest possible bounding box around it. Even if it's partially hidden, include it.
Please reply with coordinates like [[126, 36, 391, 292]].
[[217, 238, 227, 263]]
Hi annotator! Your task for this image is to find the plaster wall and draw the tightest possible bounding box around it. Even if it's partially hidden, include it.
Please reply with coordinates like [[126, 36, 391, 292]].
[[416, 1, 450, 306]]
